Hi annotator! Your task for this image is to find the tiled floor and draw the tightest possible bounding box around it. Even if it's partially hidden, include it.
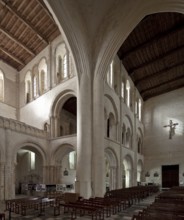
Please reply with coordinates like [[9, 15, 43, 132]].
[[1, 194, 157, 220]]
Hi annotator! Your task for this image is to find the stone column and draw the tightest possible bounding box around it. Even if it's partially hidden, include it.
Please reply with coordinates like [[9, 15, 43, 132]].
[[50, 116, 58, 138], [49, 166, 55, 184], [75, 73, 92, 198], [4, 162, 15, 200], [55, 165, 62, 183], [43, 165, 49, 184], [133, 89, 138, 186], [92, 76, 105, 197]]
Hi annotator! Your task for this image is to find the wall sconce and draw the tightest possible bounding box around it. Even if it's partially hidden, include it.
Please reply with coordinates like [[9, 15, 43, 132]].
[[154, 172, 159, 177], [145, 171, 150, 177], [63, 168, 69, 176]]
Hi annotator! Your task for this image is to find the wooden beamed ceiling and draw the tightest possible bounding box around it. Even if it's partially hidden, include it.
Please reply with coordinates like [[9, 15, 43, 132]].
[[118, 12, 184, 101], [0, 0, 60, 71], [1, 2, 184, 101]]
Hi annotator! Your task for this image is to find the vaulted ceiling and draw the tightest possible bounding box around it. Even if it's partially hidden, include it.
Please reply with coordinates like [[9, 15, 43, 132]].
[[1, 1, 184, 101]]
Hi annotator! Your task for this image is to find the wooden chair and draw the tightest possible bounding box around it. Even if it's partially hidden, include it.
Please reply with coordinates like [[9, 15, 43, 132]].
[[0, 213, 5, 220]]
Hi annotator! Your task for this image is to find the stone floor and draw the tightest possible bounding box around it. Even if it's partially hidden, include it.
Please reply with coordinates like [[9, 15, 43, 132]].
[[1, 194, 157, 220]]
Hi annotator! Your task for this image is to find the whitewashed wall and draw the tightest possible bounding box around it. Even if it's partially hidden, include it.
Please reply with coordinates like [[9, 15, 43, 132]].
[[143, 87, 184, 185], [20, 77, 77, 129], [0, 61, 18, 119]]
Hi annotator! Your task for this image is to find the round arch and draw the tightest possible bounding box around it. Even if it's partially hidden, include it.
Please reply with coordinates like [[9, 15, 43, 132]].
[[105, 147, 118, 190], [137, 127, 144, 153], [13, 142, 47, 165], [123, 154, 134, 188], [51, 143, 75, 165], [124, 115, 133, 133], [13, 142, 47, 195], [51, 143, 76, 187], [50, 90, 77, 137], [51, 90, 76, 117], [104, 94, 119, 141], [124, 115, 133, 149], [137, 159, 144, 183], [104, 94, 119, 123]]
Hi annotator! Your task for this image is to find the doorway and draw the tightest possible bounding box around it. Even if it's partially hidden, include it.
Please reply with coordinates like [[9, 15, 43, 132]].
[[162, 165, 179, 188]]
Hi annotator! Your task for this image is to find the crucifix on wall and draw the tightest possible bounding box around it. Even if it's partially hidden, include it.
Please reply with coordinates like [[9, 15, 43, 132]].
[[163, 120, 179, 139]]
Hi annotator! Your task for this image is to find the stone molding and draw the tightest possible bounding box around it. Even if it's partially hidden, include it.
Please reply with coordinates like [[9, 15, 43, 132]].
[[0, 116, 48, 138]]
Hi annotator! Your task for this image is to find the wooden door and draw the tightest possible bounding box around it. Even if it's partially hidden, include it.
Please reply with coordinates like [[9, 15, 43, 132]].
[[162, 165, 179, 188]]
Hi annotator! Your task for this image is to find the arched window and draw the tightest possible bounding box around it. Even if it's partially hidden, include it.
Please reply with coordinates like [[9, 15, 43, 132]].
[[55, 43, 69, 83], [138, 99, 142, 121], [126, 80, 130, 107], [63, 54, 68, 78], [122, 124, 126, 144], [69, 54, 74, 78], [40, 70, 45, 94], [107, 61, 114, 87], [30, 151, 35, 170], [33, 65, 39, 98], [126, 128, 131, 148], [121, 82, 124, 98], [69, 151, 76, 169], [25, 71, 32, 103], [138, 138, 141, 153], [38, 58, 47, 95], [33, 75, 39, 98], [0, 70, 4, 102], [107, 118, 110, 138], [135, 101, 138, 115], [58, 56, 62, 75]]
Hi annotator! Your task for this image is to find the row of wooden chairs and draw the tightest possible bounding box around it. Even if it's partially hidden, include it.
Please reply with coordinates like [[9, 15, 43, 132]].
[[132, 187, 184, 220], [3, 186, 158, 219], [61, 186, 159, 220], [5, 196, 61, 216]]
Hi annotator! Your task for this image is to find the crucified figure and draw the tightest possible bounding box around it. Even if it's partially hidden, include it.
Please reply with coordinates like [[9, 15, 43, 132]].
[[163, 120, 178, 139]]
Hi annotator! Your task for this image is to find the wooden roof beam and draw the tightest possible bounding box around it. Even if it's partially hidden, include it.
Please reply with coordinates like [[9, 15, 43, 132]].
[[119, 22, 184, 60], [0, 46, 24, 66], [129, 45, 184, 76], [35, 0, 55, 22], [140, 74, 184, 95], [143, 83, 184, 101], [0, 0, 48, 44], [0, 25, 35, 56], [135, 61, 184, 86]]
